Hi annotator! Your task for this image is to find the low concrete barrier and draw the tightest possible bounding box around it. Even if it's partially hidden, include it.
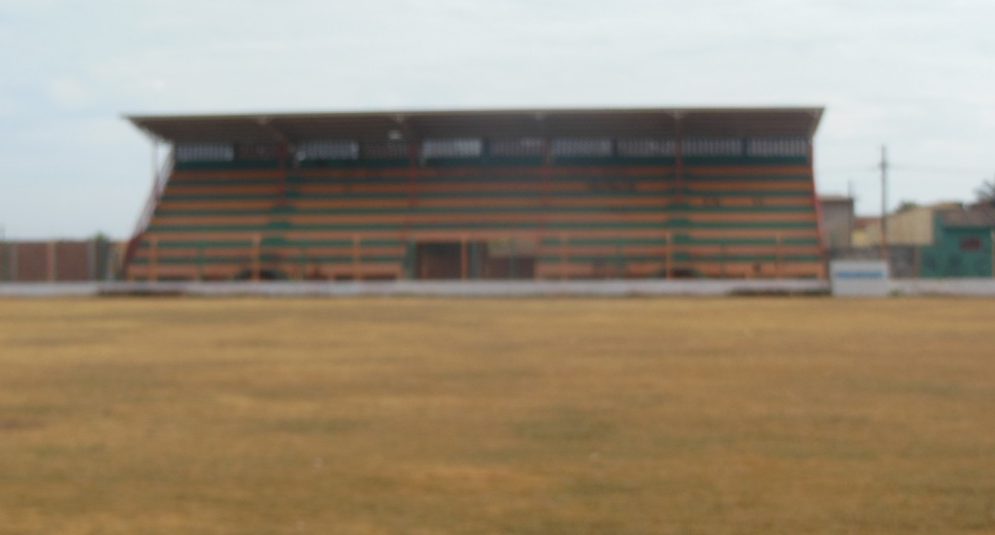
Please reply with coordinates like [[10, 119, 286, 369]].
[[0, 280, 829, 298], [0, 283, 104, 298], [890, 278, 995, 297], [2, 279, 993, 298]]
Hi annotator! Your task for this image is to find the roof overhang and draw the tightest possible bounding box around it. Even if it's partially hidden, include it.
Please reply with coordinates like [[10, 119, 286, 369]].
[[127, 107, 824, 145]]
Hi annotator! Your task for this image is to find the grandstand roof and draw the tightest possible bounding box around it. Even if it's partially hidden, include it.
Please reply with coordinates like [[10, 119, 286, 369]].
[[127, 107, 824, 144]]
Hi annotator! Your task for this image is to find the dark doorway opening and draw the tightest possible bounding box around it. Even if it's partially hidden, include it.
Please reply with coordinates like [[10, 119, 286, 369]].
[[416, 242, 462, 279], [414, 240, 536, 280]]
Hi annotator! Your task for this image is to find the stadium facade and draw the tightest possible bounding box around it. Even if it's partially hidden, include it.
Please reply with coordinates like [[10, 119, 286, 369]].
[[124, 108, 826, 281]]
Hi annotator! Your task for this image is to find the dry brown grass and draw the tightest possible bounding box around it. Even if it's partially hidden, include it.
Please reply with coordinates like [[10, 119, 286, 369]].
[[1, 297, 994, 534]]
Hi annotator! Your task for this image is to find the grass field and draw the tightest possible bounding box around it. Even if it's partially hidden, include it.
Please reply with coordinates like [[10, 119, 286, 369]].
[[1, 298, 994, 534]]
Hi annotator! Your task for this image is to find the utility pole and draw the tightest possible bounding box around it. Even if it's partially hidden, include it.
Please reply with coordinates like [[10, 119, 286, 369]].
[[880, 145, 888, 262]]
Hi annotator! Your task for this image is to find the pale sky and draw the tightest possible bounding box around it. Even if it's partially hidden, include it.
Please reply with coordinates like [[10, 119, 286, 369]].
[[1, 0, 993, 239]]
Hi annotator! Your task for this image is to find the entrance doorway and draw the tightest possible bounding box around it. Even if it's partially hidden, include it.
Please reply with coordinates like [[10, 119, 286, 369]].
[[415, 242, 463, 279], [413, 239, 536, 280]]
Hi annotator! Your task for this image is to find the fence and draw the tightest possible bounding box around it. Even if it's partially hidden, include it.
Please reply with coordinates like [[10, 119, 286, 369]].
[[0, 239, 122, 282], [832, 244, 995, 279]]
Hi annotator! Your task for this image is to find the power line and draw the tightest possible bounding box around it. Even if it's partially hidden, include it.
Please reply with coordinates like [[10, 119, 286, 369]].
[[819, 165, 878, 173], [889, 164, 992, 174], [822, 163, 992, 175]]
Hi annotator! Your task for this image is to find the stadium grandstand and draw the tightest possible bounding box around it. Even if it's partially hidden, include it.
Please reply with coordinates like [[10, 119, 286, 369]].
[[124, 107, 826, 281]]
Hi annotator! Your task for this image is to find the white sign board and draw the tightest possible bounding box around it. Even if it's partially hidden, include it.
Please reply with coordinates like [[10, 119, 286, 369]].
[[830, 260, 890, 297]]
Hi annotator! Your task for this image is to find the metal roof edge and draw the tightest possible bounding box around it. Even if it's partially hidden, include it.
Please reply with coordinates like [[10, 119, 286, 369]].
[[125, 106, 826, 123]]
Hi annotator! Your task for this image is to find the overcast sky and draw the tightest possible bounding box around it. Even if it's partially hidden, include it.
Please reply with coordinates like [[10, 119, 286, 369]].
[[1, 0, 992, 239]]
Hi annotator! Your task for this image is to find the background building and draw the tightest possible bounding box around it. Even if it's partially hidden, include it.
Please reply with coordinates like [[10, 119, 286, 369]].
[[919, 204, 995, 278], [845, 202, 995, 278], [859, 202, 961, 248], [818, 195, 855, 253]]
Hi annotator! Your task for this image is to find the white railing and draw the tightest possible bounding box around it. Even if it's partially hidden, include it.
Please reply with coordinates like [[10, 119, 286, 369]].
[[131, 151, 174, 239]]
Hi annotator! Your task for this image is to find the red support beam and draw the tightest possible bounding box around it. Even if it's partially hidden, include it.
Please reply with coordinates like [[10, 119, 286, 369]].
[[460, 235, 468, 281], [806, 140, 829, 279]]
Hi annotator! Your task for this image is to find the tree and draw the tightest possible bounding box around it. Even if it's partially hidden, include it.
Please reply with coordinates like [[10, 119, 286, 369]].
[[975, 177, 995, 204], [896, 200, 919, 212]]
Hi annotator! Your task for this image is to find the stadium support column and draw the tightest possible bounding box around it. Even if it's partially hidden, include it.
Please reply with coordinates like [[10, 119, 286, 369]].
[[560, 232, 569, 281], [404, 137, 419, 279], [352, 234, 361, 281], [298, 246, 307, 281], [149, 236, 158, 282], [251, 234, 261, 282], [540, 137, 553, 277], [461, 234, 468, 281], [672, 113, 685, 279], [775, 233, 783, 279], [675, 116, 685, 198], [665, 232, 672, 280], [259, 117, 291, 200], [278, 140, 289, 198], [196, 245, 204, 282], [807, 138, 828, 279], [719, 243, 726, 278], [407, 141, 419, 209], [880, 145, 889, 262]]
